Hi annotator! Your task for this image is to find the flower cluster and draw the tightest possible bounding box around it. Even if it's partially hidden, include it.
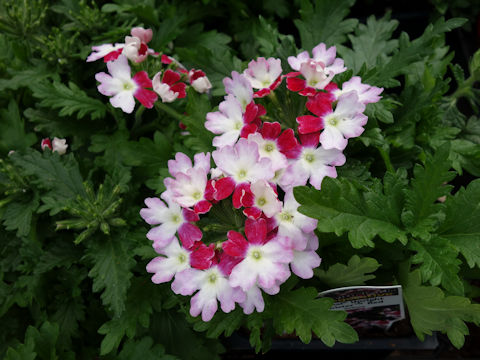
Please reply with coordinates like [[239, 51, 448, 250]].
[[87, 27, 212, 113], [141, 43, 382, 321], [41, 137, 68, 155]]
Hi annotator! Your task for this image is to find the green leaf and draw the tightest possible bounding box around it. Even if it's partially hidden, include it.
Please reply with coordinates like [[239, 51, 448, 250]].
[[401, 269, 480, 348], [150, 310, 223, 360], [85, 236, 135, 318], [363, 99, 398, 124], [121, 131, 173, 178], [0, 61, 54, 92], [315, 255, 380, 288], [24, 321, 59, 360], [338, 13, 398, 73], [118, 337, 177, 360], [439, 179, 480, 268], [0, 100, 37, 154], [295, 171, 407, 248], [272, 287, 358, 346], [192, 308, 244, 339], [30, 80, 107, 120], [294, 0, 358, 49], [181, 89, 215, 153], [98, 278, 160, 355], [11, 150, 86, 214], [2, 200, 39, 239], [363, 17, 467, 87], [401, 144, 456, 238], [4, 344, 36, 360], [410, 237, 463, 295]]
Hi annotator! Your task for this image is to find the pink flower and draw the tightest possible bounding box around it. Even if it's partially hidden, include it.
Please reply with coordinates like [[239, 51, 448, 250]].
[[86, 43, 125, 63], [333, 76, 383, 104], [212, 138, 274, 185], [286, 60, 334, 96], [279, 133, 345, 190], [146, 238, 191, 284], [166, 167, 212, 214], [320, 91, 367, 150], [95, 55, 157, 113], [140, 195, 202, 250], [153, 69, 187, 103], [123, 27, 158, 63], [274, 189, 317, 250], [243, 57, 283, 98], [224, 219, 293, 292], [205, 95, 262, 148], [223, 71, 253, 110], [247, 122, 299, 171], [290, 233, 321, 279], [243, 180, 282, 219], [172, 266, 245, 321], [288, 43, 346, 76]]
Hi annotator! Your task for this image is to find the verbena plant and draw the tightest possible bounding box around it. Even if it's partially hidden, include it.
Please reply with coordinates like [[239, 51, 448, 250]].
[[1, 0, 480, 358]]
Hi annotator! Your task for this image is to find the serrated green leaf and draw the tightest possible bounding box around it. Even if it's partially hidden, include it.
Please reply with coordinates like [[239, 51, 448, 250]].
[[2, 196, 39, 237], [439, 179, 480, 268], [98, 277, 159, 355], [86, 237, 135, 318], [410, 237, 463, 295], [30, 80, 107, 120], [0, 62, 54, 92], [315, 255, 380, 287], [0, 100, 37, 154], [24, 321, 59, 360], [272, 287, 358, 346], [363, 17, 467, 87], [118, 337, 177, 360], [294, 0, 358, 49], [192, 308, 243, 338], [401, 144, 456, 238], [295, 171, 407, 248], [181, 89, 215, 153], [401, 269, 480, 348], [338, 13, 398, 73]]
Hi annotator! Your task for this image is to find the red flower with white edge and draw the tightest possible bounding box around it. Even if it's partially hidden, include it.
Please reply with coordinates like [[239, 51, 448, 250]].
[[205, 95, 264, 148], [286, 59, 334, 96], [296, 88, 336, 134], [95, 55, 157, 113], [243, 180, 282, 220], [248, 122, 300, 172], [189, 69, 212, 93], [223, 218, 293, 292], [41, 138, 52, 151], [86, 43, 125, 63], [152, 69, 187, 103]]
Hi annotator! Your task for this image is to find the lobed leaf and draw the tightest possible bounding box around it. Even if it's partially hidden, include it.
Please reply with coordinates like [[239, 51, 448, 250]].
[[439, 179, 480, 268], [401, 269, 480, 348], [295, 171, 408, 248], [315, 255, 380, 288], [272, 287, 358, 346]]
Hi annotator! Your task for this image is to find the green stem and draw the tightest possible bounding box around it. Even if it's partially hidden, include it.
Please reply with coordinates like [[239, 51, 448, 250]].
[[451, 75, 476, 100], [155, 102, 186, 122], [131, 105, 145, 133], [378, 146, 394, 173]]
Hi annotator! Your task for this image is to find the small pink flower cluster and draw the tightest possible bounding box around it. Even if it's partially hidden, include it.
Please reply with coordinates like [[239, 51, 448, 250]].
[[87, 27, 212, 114], [141, 43, 382, 321]]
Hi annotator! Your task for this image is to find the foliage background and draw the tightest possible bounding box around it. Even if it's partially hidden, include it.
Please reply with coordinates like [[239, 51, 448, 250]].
[[1, 0, 480, 358]]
